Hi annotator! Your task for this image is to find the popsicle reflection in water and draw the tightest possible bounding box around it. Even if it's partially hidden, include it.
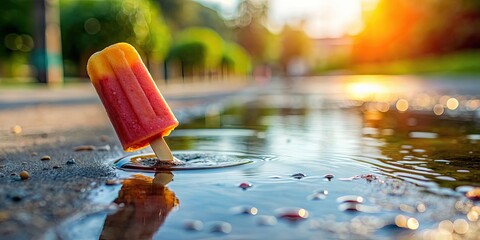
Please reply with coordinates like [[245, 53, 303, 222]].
[[87, 43, 178, 152]]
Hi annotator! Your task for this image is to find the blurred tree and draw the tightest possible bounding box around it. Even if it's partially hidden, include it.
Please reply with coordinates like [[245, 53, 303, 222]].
[[222, 42, 252, 75], [232, 0, 274, 65], [60, 0, 170, 77], [353, 0, 480, 63], [278, 25, 312, 73], [0, 0, 34, 77], [168, 27, 224, 76], [156, 0, 232, 39]]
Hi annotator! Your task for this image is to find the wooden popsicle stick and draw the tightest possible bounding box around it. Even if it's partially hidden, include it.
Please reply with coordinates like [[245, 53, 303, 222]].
[[150, 137, 174, 162]]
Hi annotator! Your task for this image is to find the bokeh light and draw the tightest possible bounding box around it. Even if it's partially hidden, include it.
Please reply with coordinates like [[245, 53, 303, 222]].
[[84, 18, 101, 35], [396, 99, 409, 112], [446, 98, 459, 110]]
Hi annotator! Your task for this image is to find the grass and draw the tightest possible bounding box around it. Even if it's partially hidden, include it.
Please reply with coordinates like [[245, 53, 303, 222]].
[[350, 50, 480, 75]]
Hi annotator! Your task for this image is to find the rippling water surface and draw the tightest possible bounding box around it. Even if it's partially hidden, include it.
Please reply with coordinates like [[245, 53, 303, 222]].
[[58, 76, 480, 239]]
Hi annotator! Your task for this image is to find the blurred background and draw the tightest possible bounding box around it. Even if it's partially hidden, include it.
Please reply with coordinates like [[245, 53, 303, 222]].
[[1, 0, 480, 85]]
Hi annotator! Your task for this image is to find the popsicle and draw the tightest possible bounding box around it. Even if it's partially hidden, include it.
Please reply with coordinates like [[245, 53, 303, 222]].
[[87, 42, 178, 161]]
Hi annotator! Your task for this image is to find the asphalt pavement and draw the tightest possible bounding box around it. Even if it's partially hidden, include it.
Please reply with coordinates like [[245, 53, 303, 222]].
[[0, 79, 260, 240]]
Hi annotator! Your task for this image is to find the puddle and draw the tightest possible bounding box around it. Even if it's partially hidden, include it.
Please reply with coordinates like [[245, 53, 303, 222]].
[[52, 77, 480, 239], [114, 151, 266, 171]]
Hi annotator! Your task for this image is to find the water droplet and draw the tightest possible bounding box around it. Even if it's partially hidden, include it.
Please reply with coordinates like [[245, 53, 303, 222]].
[[416, 203, 426, 213], [399, 204, 416, 213], [257, 215, 277, 226], [184, 220, 203, 231], [467, 210, 479, 222], [338, 202, 360, 212], [210, 221, 232, 233], [11, 125, 22, 134], [323, 174, 334, 181], [453, 219, 469, 234], [239, 182, 252, 190], [231, 206, 258, 215], [308, 193, 327, 200], [291, 173, 306, 179], [276, 207, 309, 221], [315, 189, 329, 195], [438, 220, 454, 232], [336, 195, 364, 204], [395, 215, 419, 230], [465, 188, 480, 200]]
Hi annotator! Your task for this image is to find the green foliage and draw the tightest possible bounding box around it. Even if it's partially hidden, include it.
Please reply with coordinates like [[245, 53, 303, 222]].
[[169, 42, 206, 68], [0, 0, 33, 59], [350, 50, 480, 75], [222, 42, 251, 74], [170, 27, 224, 69], [157, 0, 232, 40], [60, 0, 170, 76], [0, 0, 34, 77]]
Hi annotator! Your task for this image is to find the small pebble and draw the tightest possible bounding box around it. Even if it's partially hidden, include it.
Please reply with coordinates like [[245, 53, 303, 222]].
[[323, 174, 334, 181], [100, 135, 110, 142], [106, 179, 122, 186], [231, 206, 258, 215], [11, 125, 22, 134], [291, 173, 306, 179], [338, 202, 361, 212], [73, 145, 96, 151], [21, 162, 27, 165], [19, 171, 29, 180], [10, 195, 23, 202], [66, 159, 76, 165], [466, 188, 480, 201], [257, 215, 277, 226], [40, 155, 51, 161], [308, 193, 327, 200], [0, 173, 4, 178], [336, 195, 364, 203], [276, 207, 309, 221], [0, 211, 10, 221], [239, 182, 252, 190], [52, 165, 61, 169], [96, 145, 111, 151], [210, 222, 232, 234], [10, 173, 18, 176], [184, 220, 204, 231], [315, 189, 329, 195], [31, 152, 38, 156]]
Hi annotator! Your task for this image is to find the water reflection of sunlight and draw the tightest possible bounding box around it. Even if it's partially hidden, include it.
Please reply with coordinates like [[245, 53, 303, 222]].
[[344, 76, 406, 103]]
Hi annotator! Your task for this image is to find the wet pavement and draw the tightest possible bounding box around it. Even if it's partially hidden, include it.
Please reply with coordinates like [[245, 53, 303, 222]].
[[1, 75, 480, 239], [0, 79, 258, 240]]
